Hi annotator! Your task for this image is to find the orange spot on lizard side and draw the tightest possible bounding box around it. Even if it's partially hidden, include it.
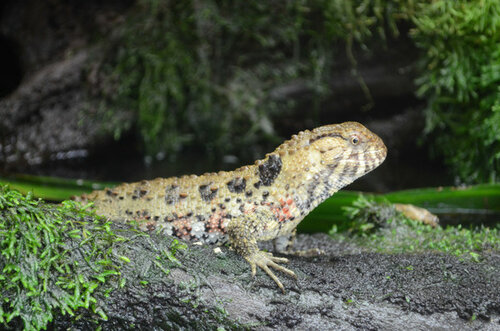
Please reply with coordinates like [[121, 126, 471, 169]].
[[270, 197, 296, 222]]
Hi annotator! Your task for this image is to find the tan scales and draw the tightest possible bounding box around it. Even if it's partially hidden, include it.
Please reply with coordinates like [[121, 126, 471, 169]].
[[78, 121, 387, 292]]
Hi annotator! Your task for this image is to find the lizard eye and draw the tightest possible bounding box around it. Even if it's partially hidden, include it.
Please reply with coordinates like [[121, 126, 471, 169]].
[[350, 135, 360, 145]]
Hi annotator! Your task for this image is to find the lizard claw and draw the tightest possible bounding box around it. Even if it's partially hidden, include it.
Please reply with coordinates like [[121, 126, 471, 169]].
[[245, 251, 296, 293]]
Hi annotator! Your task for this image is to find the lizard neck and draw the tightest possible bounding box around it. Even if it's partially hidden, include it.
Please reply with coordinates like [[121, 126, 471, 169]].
[[252, 150, 355, 217], [284, 161, 351, 216]]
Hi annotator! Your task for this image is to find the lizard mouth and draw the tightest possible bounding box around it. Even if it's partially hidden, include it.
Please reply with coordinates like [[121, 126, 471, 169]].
[[370, 134, 388, 160], [360, 136, 387, 158], [375, 145, 388, 160]]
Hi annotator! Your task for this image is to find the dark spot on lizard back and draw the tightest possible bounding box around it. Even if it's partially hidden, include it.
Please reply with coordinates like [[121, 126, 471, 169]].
[[136, 188, 149, 197], [227, 177, 246, 193], [199, 183, 218, 202], [106, 189, 117, 197], [165, 184, 179, 205], [259, 154, 282, 186]]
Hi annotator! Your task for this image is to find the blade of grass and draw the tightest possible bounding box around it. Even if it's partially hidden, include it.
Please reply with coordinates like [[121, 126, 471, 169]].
[[0, 174, 117, 201]]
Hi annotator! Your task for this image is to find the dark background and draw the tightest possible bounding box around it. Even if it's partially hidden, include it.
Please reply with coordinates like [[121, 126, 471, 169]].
[[1, 0, 469, 192]]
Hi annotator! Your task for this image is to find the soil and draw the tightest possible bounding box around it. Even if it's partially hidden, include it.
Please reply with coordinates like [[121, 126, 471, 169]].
[[53, 231, 500, 330]]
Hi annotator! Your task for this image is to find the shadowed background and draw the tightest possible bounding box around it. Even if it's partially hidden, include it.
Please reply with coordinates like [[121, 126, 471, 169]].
[[3, 0, 498, 192]]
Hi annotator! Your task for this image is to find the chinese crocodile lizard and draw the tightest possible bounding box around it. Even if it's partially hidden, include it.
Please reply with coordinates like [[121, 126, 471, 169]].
[[77, 121, 387, 292]]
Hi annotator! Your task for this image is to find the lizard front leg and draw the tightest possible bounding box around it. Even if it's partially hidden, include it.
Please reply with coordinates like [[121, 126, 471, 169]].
[[227, 214, 296, 293]]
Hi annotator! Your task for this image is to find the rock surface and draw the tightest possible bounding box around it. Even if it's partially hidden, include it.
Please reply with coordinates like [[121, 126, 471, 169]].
[[53, 231, 500, 330]]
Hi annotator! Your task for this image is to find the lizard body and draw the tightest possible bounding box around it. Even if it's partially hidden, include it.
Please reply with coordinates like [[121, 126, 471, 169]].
[[78, 122, 387, 291]]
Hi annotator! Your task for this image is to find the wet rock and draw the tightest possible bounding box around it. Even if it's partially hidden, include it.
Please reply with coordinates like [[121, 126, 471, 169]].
[[0, 50, 100, 170], [0, 0, 134, 177], [53, 231, 499, 330]]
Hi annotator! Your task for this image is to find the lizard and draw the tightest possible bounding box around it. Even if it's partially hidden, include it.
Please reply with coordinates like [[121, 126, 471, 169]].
[[77, 121, 387, 292]]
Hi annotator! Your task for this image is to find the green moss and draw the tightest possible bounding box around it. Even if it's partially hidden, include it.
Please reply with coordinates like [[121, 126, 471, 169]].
[[412, 0, 500, 183], [0, 186, 255, 329], [332, 195, 500, 258], [0, 185, 129, 329]]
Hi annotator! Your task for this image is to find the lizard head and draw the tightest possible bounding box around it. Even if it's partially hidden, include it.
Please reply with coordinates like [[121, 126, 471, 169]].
[[276, 121, 387, 189], [309, 121, 387, 176]]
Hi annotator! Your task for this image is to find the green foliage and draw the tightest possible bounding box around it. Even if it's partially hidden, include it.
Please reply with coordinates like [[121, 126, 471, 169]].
[[0, 186, 126, 330], [0, 173, 116, 201], [99, 0, 407, 160], [0, 186, 247, 329], [333, 195, 500, 258], [340, 194, 400, 235], [98, 0, 500, 182], [411, 0, 500, 182]]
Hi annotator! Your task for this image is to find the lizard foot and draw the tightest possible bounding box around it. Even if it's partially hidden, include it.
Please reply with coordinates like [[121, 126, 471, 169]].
[[245, 251, 297, 293]]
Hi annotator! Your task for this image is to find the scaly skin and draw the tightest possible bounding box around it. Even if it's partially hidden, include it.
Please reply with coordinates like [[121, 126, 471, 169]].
[[77, 122, 387, 292]]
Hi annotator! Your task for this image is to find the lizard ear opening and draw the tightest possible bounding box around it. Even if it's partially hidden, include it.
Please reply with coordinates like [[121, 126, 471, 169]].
[[310, 136, 342, 153], [320, 146, 344, 165], [309, 137, 345, 164]]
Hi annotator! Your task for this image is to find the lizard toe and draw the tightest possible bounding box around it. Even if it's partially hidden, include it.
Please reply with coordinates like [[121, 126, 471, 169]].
[[245, 251, 296, 292]]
